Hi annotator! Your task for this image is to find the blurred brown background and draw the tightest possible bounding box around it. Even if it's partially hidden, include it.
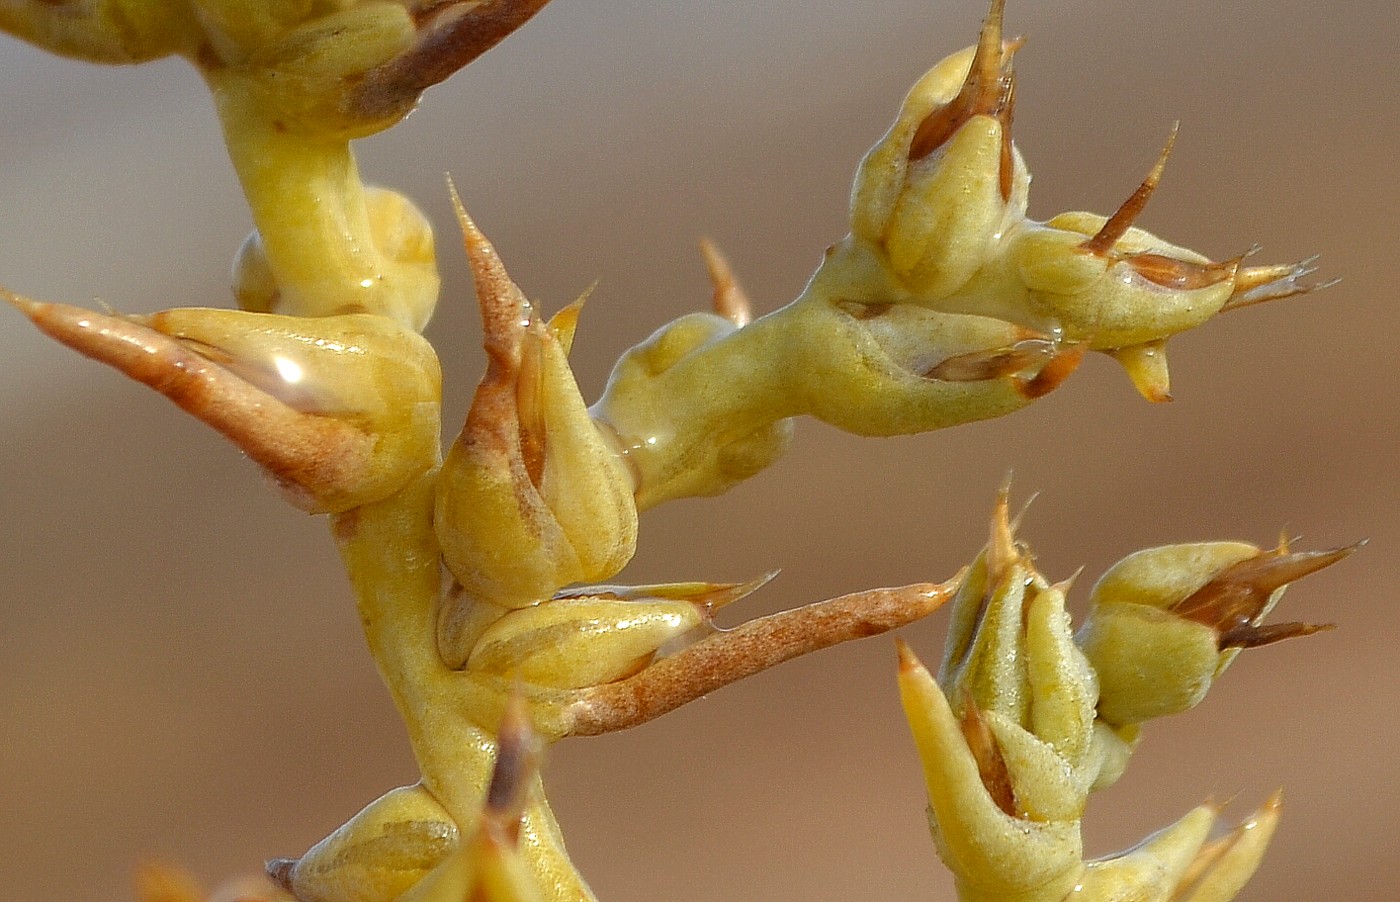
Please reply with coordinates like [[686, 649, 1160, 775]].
[[1, 1, 1396, 899]]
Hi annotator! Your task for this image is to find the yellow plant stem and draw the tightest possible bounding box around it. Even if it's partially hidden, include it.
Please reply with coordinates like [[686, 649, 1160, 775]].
[[331, 473, 594, 900], [206, 72, 392, 320], [592, 285, 1055, 508]]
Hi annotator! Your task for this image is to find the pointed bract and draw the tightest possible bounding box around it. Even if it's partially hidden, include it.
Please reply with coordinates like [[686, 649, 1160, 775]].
[[435, 195, 638, 616]]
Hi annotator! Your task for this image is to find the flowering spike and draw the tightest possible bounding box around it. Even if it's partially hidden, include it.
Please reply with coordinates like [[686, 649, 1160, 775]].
[[0, 2, 1350, 900], [1081, 123, 1179, 256]]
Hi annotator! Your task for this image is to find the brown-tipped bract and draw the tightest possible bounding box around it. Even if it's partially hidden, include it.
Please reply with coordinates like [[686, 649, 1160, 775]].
[[434, 198, 638, 610]]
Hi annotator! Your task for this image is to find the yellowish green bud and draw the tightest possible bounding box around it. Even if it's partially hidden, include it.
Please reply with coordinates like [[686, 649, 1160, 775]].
[[4, 295, 440, 513], [939, 494, 1097, 766], [139, 307, 442, 510], [465, 594, 704, 689], [273, 784, 457, 902], [898, 493, 1105, 901], [899, 640, 1084, 902], [435, 198, 637, 607], [902, 636, 1287, 902], [849, 0, 1026, 302], [1080, 540, 1355, 726]]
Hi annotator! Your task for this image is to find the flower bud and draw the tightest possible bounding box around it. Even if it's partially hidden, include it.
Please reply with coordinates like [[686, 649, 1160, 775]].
[[1079, 540, 1355, 726], [806, 301, 1086, 436], [139, 307, 441, 510], [395, 694, 548, 902], [1004, 206, 1316, 353], [465, 587, 718, 689], [435, 197, 637, 607], [5, 294, 440, 513], [938, 493, 1097, 759], [848, 0, 1025, 302], [275, 785, 457, 902], [896, 492, 1112, 902], [899, 640, 1084, 902], [930, 128, 1324, 404]]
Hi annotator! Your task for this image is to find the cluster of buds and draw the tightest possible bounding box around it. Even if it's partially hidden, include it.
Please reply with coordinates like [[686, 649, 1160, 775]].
[[832, 0, 1319, 402], [590, 0, 1323, 512], [433, 192, 957, 728], [897, 490, 1353, 901]]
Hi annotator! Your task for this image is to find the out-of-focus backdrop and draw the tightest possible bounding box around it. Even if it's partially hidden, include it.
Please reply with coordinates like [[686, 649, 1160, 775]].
[[1, 1, 1396, 899]]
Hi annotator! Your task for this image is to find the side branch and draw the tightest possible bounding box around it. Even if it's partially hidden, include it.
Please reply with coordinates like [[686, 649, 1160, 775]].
[[564, 576, 963, 736]]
